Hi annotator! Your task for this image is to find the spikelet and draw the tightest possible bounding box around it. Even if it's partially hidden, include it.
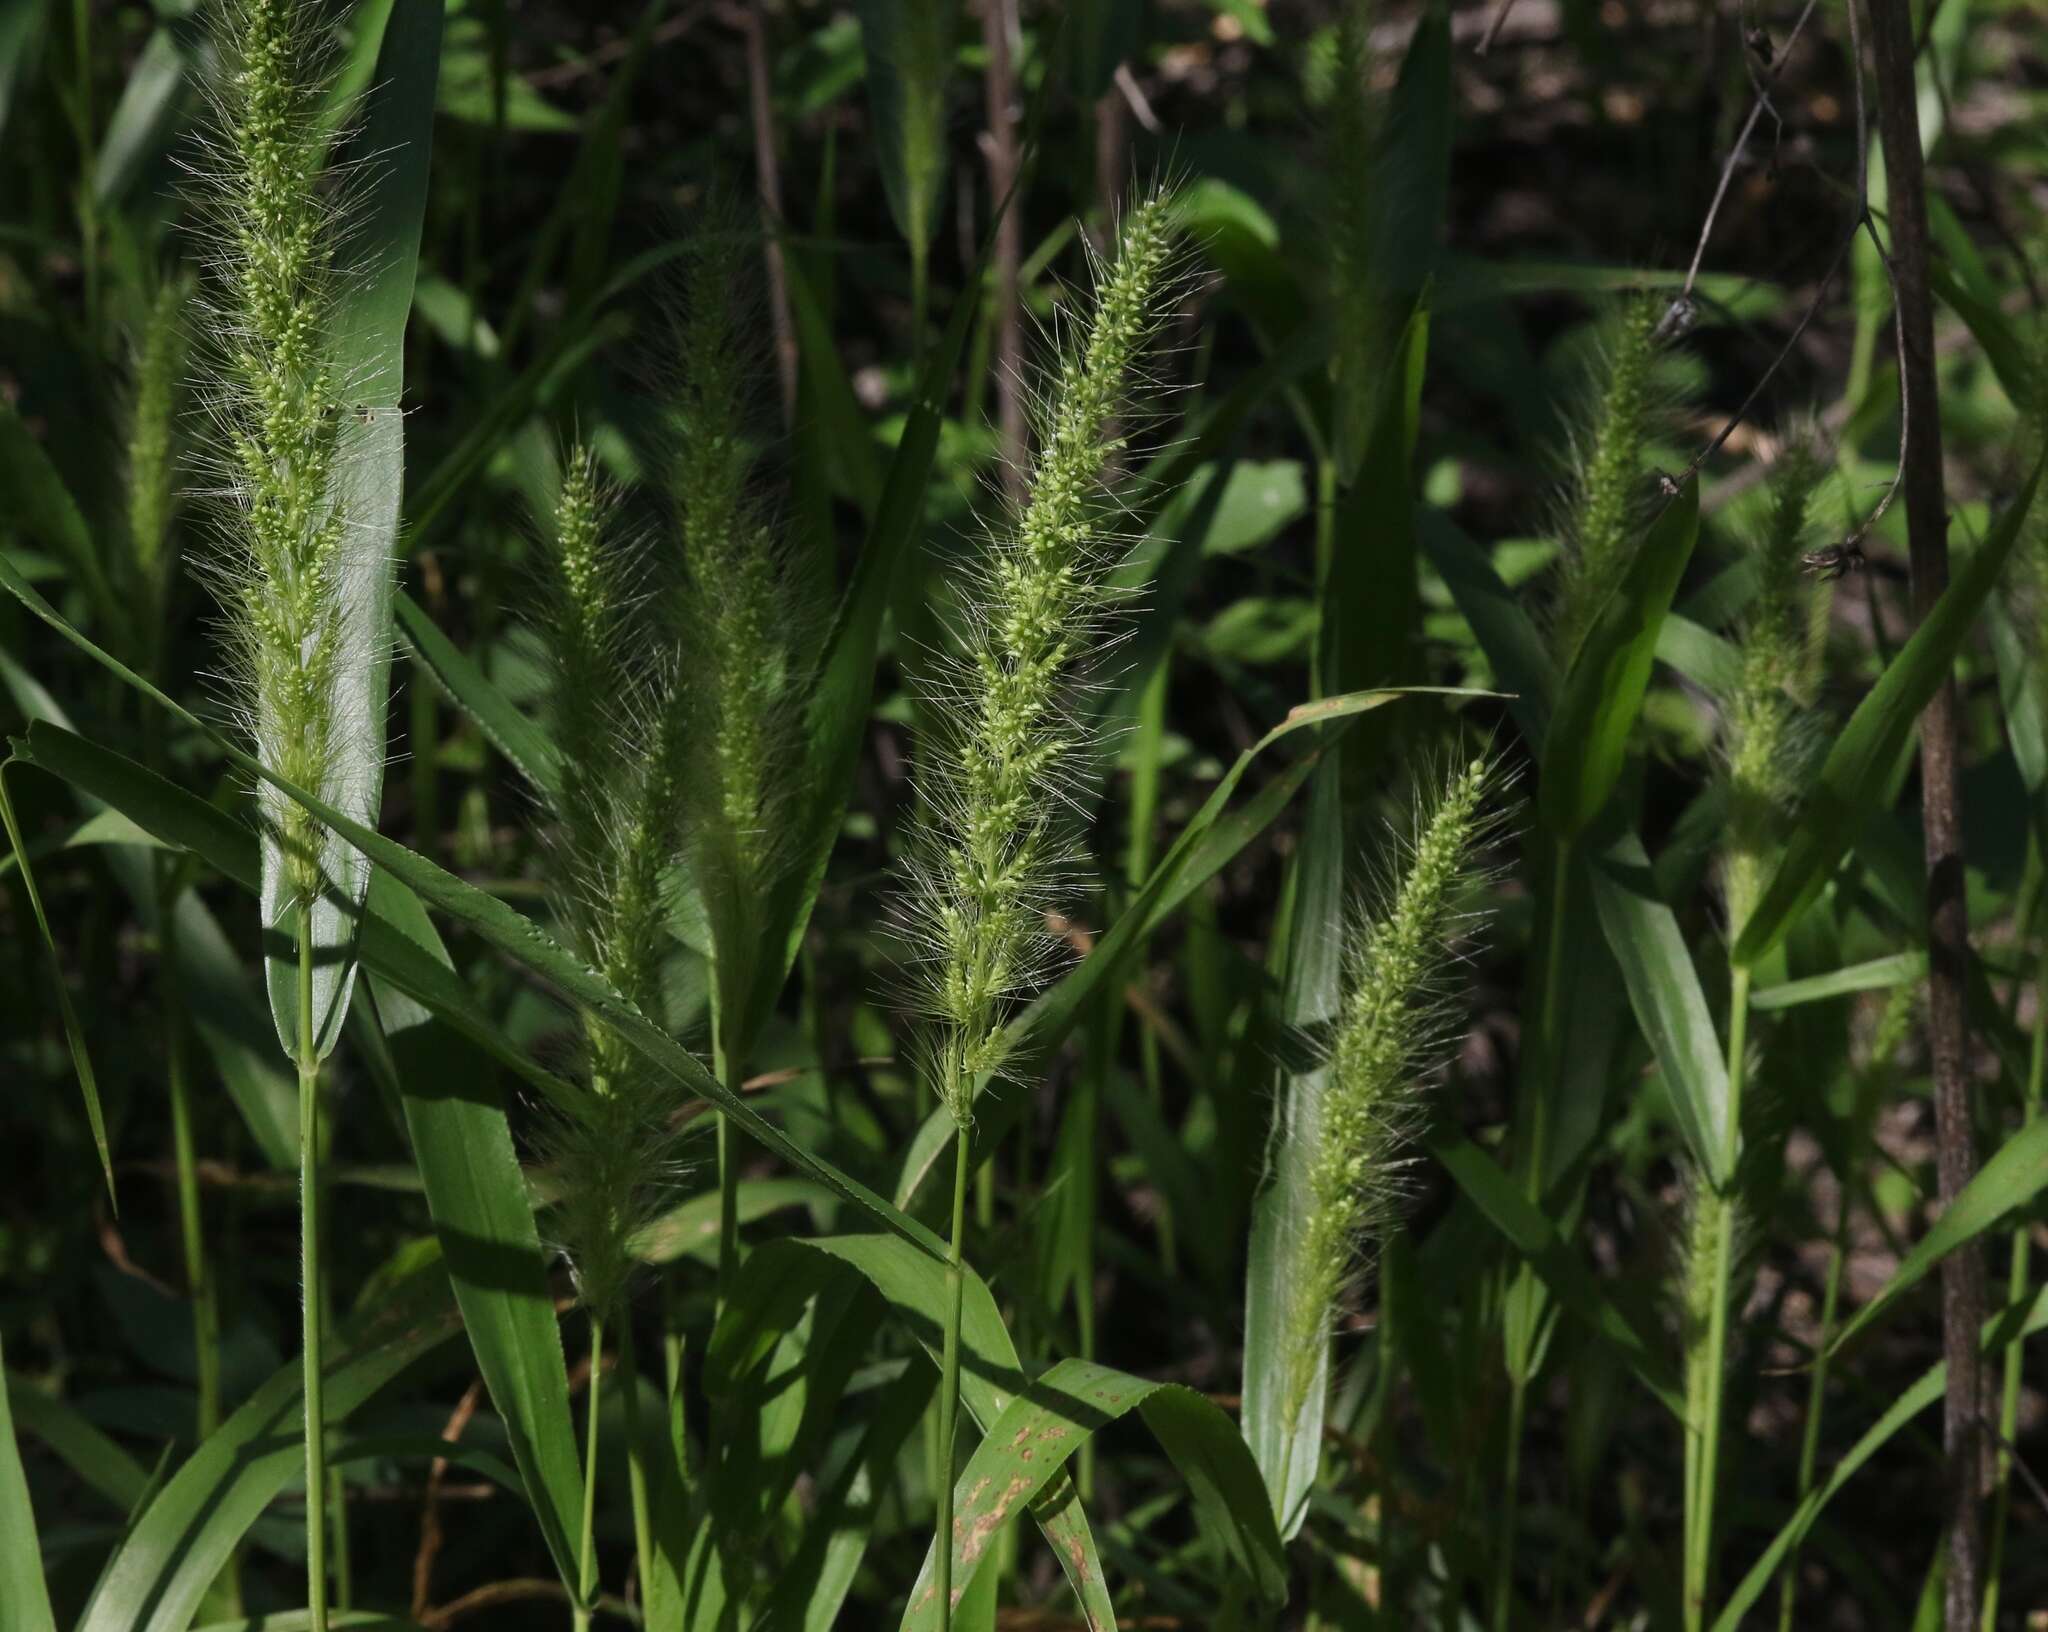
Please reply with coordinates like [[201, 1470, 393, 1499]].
[[125, 273, 195, 646], [195, 0, 354, 907], [1718, 440, 1829, 940], [1550, 296, 1667, 668], [1282, 754, 1505, 1417], [903, 185, 1186, 1127], [656, 219, 812, 1022]]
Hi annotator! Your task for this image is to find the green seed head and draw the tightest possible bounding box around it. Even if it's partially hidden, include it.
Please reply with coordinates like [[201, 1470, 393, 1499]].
[[656, 217, 813, 1022], [126, 273, 195, 643], [1282, 754, 1504, 1419], [1551, 295, 1666, 669], [906, 185, 1185, 1126], [198, 0, 352, 909], [1721, 439, 1825, 940]]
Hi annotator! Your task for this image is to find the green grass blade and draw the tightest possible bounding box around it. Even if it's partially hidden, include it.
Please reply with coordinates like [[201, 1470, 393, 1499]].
[[265, 0, 444, 1062], [1242, 766, 1344, 1540], [0, 1331, 58, 1632], [854, 0, 957, 316], [0, 0, 42, 143], [1735, 446, 2048, 966], [1539, 479, 1700, 837], [0, 759, 115, 1204], [74, 1263, 461, 1632], [352, 895, 586, 1593], [15, 720, 584, 1123], [1928, 260, 2035, 413], [93, 15, 203, 208], [759, 1363, 934, 1631], [716, 1236, 1120, 1629], [1749, 951, 1928, 1011], [0, 649, 302, 1168], [1587, 827, 1733, 1184], [394, 589, 564, 802], [900, 1358, 1288, 1627], [0, 542, 947, 1255], [1828, 1115, 2048, 1356], [0, 397, 126, 650], [1425, 1125, 1683, 1416], [5, 1370, 152, 1512]]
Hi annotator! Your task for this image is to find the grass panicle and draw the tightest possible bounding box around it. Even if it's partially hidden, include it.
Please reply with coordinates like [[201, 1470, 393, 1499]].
[[905, 183, 1187, 1127], [125, 272, 194, 653], [1283, 754, 1506, 1417], [1549, 295, 1671, 667], [527, 446, 692, 1321], [193, 0, 367, 908], [657, 220, 813, 1031], [1720, 439, 1827, 941]]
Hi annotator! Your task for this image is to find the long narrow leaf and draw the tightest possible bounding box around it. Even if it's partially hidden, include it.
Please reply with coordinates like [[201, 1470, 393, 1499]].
[[0, 1330, 56, 1632]]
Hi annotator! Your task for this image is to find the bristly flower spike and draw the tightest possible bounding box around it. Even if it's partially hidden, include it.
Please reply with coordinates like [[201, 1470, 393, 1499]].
[[908, 183, 1186, 1128], [1720, 438, 1826, 942], [199, 0, 356, 909], [1550, 295, 1667, 668], [1283, 754, 1507, 1418]]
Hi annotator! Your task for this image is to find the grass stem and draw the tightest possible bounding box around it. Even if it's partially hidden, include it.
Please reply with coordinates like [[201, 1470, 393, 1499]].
[[935, 1119, 971, 1630], [1778, 1233, 1842, 1631], [574, 1314, 604, 1632], [617, 1315, 655, 1608], [297, 910, 328, 1632], [1495, 835, 1571, 1629], [1686, 963, 1750, 1631]]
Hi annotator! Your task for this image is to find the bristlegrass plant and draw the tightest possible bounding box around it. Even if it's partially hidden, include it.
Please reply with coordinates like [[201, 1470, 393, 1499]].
[[1687, 437, 1826, 1630], [899, 182, 1184, 1630], [1277, 755, 1505, 1445], [194, 4, 359, 1621], [528, 446, 692, 1624], [1498, 293, 1675, 1632]]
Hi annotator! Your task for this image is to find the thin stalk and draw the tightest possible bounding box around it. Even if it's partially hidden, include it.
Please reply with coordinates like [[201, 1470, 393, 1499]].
[[713, 1012, 741, 1319], [326, 1259, 351, 1610], [1493, 836, 1571, 1631], [573, 1315, 604, 1632], [1687, 965, 1751, 1630], [1778, 1231, 1844, 1631], [616, 1315, 656, 1607], [162, 883, 221, 1445], [935, 1120, 971, 1631], [297, 912, 328, 1632], [1492, 1372, 1529, 1632], [1981, 937, 2046, 1629]]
